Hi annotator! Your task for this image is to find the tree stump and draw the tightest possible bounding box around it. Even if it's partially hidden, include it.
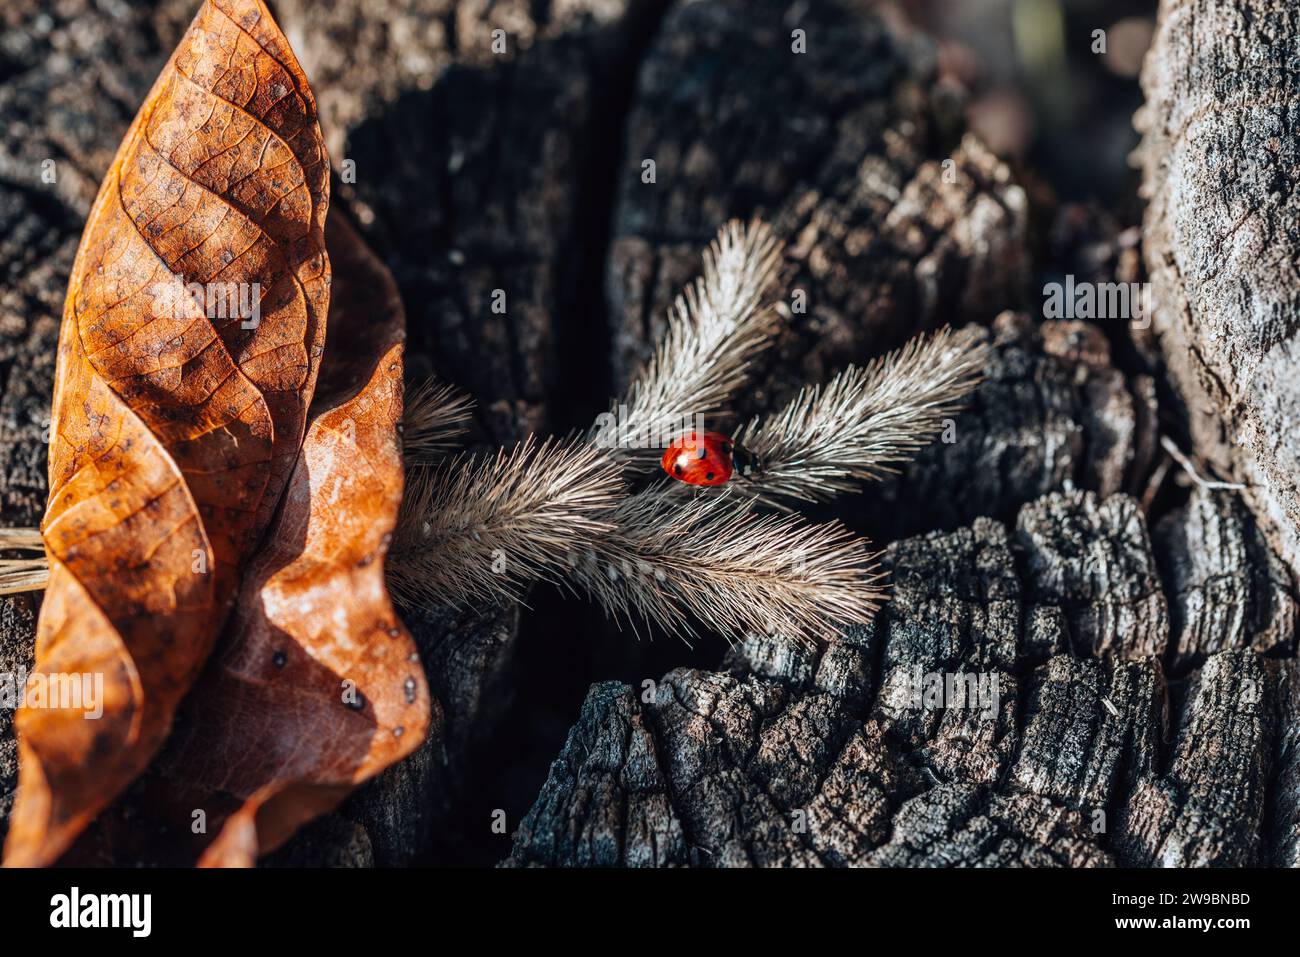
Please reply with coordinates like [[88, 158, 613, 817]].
[[0, 0, 1295, 868]]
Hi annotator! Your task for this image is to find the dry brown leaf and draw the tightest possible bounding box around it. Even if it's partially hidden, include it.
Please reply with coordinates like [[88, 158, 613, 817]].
[[53, 212, 431, 869], [4, 0, 330, 866], [155, 212, 433, 867]]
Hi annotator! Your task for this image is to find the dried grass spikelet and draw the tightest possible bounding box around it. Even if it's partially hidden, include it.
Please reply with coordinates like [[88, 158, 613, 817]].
[[387, 435, 624, 608], [378, 210, 887, 643], [735, 325, 991, 506], [568, 487, 886, 646], [605, 219, 783, 451], [0, 527, 48, 596], [402, 378, 473, 462]]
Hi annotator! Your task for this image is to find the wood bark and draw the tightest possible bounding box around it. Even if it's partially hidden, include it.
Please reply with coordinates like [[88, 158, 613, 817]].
[[506, 492, 1295, 867], [1137, 0, 1300, 579]]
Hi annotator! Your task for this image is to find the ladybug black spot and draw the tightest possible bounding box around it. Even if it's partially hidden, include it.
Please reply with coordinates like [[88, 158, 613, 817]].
[[706, 472, 715, 481], [674, 463, 684, 477]]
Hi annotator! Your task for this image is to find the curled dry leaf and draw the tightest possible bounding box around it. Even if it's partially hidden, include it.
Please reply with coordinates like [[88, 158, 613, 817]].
[[153, 212, 432, 867], [4, 0, 330, 866]]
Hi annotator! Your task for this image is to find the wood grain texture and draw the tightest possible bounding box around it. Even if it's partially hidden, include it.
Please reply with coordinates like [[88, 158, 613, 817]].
[[506, 493, 1294, 867], [1137, 0, 1300, 578]]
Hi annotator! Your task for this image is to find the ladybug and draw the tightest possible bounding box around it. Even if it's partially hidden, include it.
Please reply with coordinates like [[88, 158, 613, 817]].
[[661, 430, 758, 486]]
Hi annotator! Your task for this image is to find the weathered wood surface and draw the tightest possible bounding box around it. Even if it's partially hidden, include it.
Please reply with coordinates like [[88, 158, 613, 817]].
[[0, 0, 1296, 868], [864, 312, 1157, 542], [506, 491, 1296, 867], [1137, 0, 1300, 579], [1155, 488, 1297, 670]]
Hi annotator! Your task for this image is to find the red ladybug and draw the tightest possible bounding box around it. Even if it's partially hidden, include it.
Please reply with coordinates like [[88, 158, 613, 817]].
[[662, 430, 760, 486], [662, 431, 733, 486]]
